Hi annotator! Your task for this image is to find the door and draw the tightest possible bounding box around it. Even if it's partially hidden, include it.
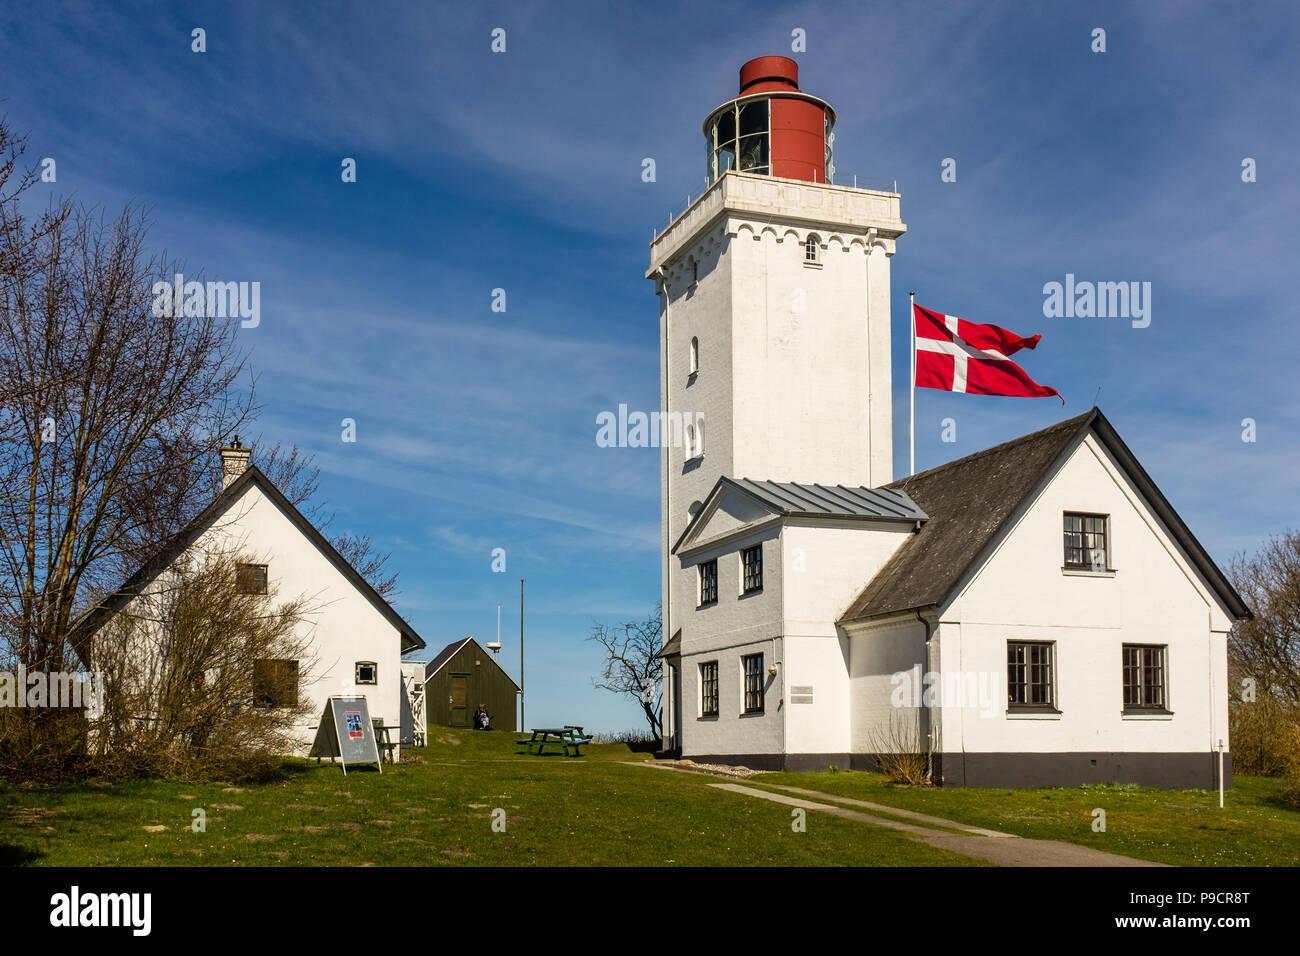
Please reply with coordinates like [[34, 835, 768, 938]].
[[449, 674, 469, 727]]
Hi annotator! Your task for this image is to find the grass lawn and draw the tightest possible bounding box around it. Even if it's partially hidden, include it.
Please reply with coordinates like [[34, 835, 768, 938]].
[[3, 729, 1294, 866], [0, 729, 978, 867], [746, 769, 1300, 866]]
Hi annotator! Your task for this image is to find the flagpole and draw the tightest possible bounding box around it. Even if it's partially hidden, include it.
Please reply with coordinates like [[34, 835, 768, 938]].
[[909, 290, 916, 476]]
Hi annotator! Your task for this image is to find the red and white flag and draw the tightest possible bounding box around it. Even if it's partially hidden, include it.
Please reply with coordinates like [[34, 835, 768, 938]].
[[913, 303, 1062, 402]]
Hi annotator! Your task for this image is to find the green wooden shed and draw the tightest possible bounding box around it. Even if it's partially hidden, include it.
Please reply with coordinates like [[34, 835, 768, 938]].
[[423, 637, 520, 732]]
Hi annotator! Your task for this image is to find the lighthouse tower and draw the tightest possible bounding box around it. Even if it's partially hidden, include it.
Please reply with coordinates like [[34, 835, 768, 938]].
[[648, 58, 906, 748]]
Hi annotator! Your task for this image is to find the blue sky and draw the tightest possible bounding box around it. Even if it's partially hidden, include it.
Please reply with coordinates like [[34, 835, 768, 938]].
[[3, 1, 1296, 732]]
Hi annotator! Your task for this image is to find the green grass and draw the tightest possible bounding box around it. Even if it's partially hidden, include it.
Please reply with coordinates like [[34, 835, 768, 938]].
[[746, 769, 1300, 866], [0, 730, 977, 866], [4, 731, 1294, 866]]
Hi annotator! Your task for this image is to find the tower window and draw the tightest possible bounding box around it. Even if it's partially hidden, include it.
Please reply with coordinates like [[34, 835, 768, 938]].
[[698, 560, 718, 607], [741, 545, 763, 594], [689, 337, 699, 375], [691, 259, 699, 284], [804, 236, 819, 262], [742, 653, 765, 714], [683, 419, 703, 461]]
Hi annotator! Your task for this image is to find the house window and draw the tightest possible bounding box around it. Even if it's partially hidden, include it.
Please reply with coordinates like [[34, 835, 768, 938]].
[[741, 544, 763, 593], [1122, 644, 1167, 711], [698, 559, 718, 607], [1064, 512, 1108, 570], [804, 235, 819, 262], [742, 653, 765, 714], [700, 661, 719, 717], [355, 661, 378, 685], [236, 562, 268, 595], [1007, 641, 1055, 710], [689, 336, 699, 375], [253, 659, 299, 708]]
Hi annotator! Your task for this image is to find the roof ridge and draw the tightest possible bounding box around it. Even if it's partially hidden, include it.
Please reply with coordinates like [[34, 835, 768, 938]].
[[889, 408, 1095, 488]]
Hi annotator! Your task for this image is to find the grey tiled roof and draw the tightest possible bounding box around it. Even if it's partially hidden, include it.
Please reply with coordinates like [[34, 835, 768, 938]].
[[840, 407, 1251, 623]]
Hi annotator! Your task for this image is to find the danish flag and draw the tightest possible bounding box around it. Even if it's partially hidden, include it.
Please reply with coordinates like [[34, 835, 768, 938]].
[[913, 303, 1062, 402]]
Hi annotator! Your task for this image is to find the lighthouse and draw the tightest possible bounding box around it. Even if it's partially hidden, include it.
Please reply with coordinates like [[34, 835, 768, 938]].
[[649, 56, 906, 757], [646, 60, 1243, 788]]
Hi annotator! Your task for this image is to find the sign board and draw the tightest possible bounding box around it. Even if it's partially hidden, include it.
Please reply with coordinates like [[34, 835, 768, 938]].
[[309, 695, 382, 773]]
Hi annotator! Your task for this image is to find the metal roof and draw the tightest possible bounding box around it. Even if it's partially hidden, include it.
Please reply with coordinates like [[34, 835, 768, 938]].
[[728, 478, 926, 521]]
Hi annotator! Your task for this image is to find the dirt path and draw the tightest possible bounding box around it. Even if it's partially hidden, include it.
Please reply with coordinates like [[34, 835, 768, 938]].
[[709, 782, 1168, 867], [629, 763, 1166, 867]]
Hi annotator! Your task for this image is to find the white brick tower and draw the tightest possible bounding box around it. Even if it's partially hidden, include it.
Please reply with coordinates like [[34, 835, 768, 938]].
[[648, 57, 906, 709]]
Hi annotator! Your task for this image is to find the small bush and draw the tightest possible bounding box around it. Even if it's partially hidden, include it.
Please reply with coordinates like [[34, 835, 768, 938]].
[[865, 711, 929, 786]]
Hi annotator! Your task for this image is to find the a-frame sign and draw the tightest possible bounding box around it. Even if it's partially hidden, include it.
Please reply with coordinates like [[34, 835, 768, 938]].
[[309, 695, 382, 774]]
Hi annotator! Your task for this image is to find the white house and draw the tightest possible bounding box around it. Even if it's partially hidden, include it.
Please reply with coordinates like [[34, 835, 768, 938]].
[[73, 440, 426, 755], [650, 57, 1249, 788]]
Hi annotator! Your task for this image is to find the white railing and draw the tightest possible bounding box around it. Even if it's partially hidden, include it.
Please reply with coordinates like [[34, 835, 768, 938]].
[[652, 170, 900, 241]]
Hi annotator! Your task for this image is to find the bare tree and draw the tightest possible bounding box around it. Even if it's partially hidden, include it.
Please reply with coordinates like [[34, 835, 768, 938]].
[[83, 553, 315, 781], [1228, 530, 1300, 779], [0, 172, 255, 760], [0, 115, 397, 767], [1229, 530, 1300, 707], [589, 605, 662, 740]]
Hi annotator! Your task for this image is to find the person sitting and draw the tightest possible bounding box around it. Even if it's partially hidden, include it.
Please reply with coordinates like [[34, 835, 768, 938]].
[[473, 704, 490, 730]]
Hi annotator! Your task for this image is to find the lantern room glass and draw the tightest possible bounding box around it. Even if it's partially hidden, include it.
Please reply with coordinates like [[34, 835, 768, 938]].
[[707, 98, 771, 184]]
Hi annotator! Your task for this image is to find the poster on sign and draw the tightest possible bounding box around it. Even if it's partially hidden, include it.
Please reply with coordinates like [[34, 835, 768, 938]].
[[309, 695, 382, 774]]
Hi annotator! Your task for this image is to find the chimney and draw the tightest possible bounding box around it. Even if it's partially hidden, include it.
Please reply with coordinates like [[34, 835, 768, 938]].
[[219, 436, 251, 490]]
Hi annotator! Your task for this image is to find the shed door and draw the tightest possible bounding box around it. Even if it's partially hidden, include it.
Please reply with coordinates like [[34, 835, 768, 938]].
[[449, 674, 469, 726]]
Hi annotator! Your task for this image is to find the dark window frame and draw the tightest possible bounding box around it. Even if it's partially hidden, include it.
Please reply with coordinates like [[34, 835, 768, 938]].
[[1006, 641, 1058, 713], [253, 658, 299, 709], [698, 559, 718, 607], [741, 544, 763, 594], [699, 661, 719, 717], [1122, 644, 1169, 712], [742, 653, 765, 714], [1063, 511, 1109, 571], [236, 562, 269, 595]]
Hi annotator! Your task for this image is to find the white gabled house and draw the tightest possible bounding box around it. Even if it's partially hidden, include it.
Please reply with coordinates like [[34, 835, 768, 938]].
[[661, 410, 1250, 788], [73, 441, 426, 754]]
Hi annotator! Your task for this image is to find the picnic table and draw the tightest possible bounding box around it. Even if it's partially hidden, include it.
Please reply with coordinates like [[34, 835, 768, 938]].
[[516, 726, 592, 756], [371, 719, 400, 764]]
